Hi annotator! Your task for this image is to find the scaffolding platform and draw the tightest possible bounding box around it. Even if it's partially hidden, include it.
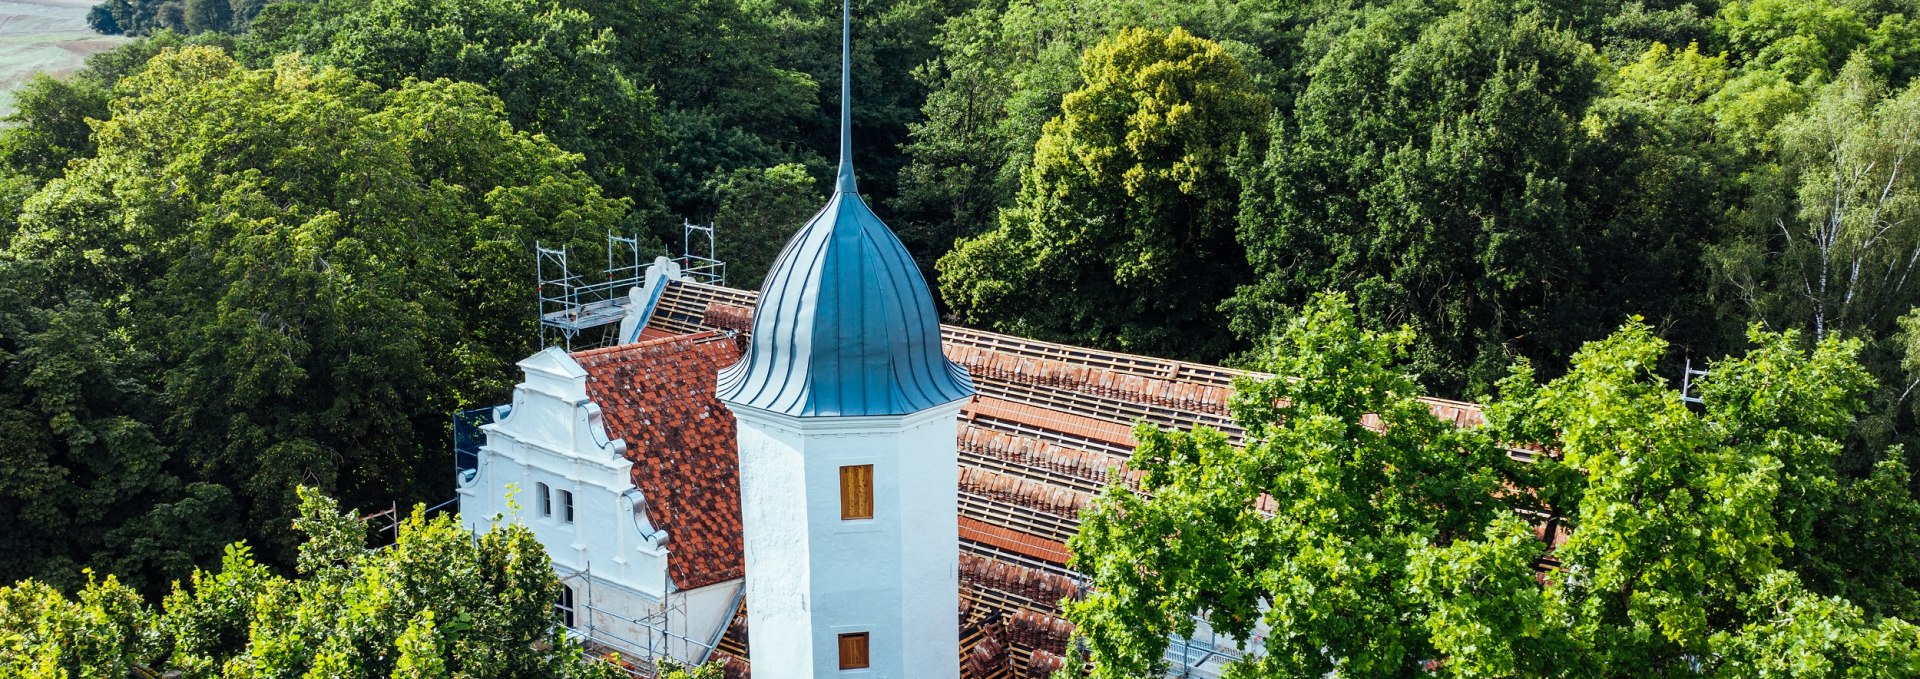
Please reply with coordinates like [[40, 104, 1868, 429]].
[[539, 234, 649, 351], [541, 294, 635, 332]]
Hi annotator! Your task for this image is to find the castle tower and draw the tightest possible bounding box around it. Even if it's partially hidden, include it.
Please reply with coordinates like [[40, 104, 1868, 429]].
[[715, 1, 975, 676]]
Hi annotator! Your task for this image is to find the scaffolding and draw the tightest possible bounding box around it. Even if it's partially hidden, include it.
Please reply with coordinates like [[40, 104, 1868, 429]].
[[677, 220, 725, 285], [557, 563, 739, 677], [539, 234, 650, 351], [1680, 358, 1709, 405]]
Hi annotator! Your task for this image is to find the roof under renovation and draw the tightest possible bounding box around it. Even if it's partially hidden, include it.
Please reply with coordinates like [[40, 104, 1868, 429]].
[[610, 279, 1513, 679]]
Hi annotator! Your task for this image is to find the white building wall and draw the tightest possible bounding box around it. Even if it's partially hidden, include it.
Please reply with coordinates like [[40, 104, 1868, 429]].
[[458, 347, 734, 667], [735, 414, 816, 673], [563, 571, 743, 664], [734, 401, 965, 679]]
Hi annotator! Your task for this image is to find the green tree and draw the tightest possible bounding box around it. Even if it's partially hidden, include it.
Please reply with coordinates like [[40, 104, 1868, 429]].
[[183, 0, 229, 33], [1066, 293, 1518, 677], [655, 658, 726, 679], [1711, 55, 1920, 344], [0, 75, 109, 186], [938, 27, 1266, 360], [0, 488, 627, 677], [895, 0, 1297, 277], [0, 262, 241, 594], [5, 46, 624, 565], [242, 0, 668, 231], [0, 572, 152, 676], [1068, 293, 1920, 676], [710, 163, 823, 290], [1234, 0, 1725, 395]]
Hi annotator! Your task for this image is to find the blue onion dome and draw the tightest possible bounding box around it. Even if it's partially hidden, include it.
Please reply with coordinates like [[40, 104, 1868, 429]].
[[716, 187, 974, 417], [716, 0, 974, 417]]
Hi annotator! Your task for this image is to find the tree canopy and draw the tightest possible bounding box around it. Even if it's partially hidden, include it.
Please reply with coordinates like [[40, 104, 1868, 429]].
[[0, 45, 624, 578], [0, 487, 627, 677], [938, 26, 1266, 360], [17, 0, 1920, 669], [1066, 293, 1920, 677]]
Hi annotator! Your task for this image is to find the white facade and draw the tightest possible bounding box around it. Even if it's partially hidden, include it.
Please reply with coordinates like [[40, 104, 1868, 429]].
[[459, 348, 741, 666], [731, 400, 966, 679]]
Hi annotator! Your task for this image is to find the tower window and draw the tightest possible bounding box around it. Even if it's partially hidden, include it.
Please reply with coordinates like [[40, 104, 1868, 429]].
[[559, 489, 574, 524], [537, 483, 552, 517], [839, 465, 873, 520], [557, 585, 575, 627], [837, 632, 869, 670]]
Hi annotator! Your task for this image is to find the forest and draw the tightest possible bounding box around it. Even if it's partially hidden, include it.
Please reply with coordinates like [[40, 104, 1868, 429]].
[[3, 0, 1920, 674]]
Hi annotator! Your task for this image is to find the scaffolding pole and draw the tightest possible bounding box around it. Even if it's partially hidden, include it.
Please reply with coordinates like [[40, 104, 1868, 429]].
[[537, 234, 651, 351], [677, 220, 725, 285]]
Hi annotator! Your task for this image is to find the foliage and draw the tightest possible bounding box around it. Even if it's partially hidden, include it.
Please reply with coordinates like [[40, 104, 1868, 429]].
[[1711, 55, 1920, 343], [0, 573, 153, 677], [0, 488, 627, 677], [0, 75, 110, 186], [655, 658, 727, 679], [86, 0, 249, 36], [1233, 0, 1731, 395], [938, 27, 1266, 360], [895, 0, 1297, 277], [1066, 293, 1518, 677], [1068, 293, 1920, 676], [240, 0, 669, 233], [3, 46, 623, 569], [0, 271, 242, 593], [710, 163, 824, 290], [22, 0, 1920, 655]]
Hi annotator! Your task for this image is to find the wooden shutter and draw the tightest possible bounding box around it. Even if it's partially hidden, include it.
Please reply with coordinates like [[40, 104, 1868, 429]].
[[838, 632, 870, 669], [839, 465, 873, 520]]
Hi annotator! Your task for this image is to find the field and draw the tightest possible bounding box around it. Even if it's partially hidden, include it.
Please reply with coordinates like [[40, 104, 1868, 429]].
[[0, 0, 123, 112]]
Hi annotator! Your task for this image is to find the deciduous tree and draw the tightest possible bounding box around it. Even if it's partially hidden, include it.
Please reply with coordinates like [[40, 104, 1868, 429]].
[[1068, 292, 1920, 676], [0, 488, 628, 678], [5, 47, 625, 565], [710, 163, 823, 290], [938, 27, 1265, 360]]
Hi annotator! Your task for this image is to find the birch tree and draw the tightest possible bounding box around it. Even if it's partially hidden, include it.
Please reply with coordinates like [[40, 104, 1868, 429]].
[[1713, 54, 1920, 342]]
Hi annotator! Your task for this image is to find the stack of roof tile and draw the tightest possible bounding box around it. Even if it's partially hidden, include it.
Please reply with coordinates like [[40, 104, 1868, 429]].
[[948, 344, 1233, 416], [958, 424, 1134, 488], [959, 553, 1079, 607], [960, 467, 1092, 519], [1007, 609, 1072, 656]]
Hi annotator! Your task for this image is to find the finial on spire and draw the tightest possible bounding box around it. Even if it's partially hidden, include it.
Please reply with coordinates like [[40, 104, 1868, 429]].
[[836, 0, 855, 194]]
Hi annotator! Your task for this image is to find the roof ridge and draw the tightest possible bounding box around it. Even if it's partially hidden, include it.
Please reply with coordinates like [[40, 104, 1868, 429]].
[[569, 330, 725, 360]]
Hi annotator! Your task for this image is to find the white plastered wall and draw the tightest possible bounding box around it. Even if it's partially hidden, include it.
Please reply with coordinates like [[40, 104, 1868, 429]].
[[733, 400, 965, 679]]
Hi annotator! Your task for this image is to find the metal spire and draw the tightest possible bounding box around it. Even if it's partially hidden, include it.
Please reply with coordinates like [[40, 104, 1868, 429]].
[[836, 0, 856, 194]]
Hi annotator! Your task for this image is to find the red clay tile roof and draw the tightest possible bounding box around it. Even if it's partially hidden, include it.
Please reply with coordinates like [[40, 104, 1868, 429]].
[[573, 332, 746, 590]]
